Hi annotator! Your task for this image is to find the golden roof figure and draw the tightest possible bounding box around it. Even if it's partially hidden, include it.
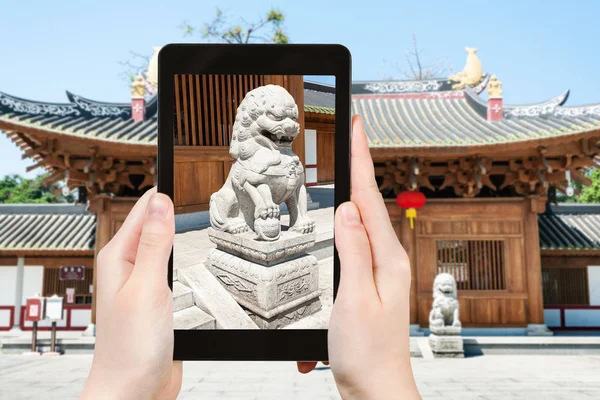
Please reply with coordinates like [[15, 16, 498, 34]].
[[131, 73, 147, 98], [448, 47, 483, 90], [488, 76, 503, 98]]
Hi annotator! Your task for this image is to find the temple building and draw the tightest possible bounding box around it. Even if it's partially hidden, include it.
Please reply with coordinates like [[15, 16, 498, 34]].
[[0, 48, 599, 334]]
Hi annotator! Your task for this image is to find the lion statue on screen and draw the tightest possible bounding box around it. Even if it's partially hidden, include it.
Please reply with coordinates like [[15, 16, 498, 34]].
[[209, 84, 315, 241], [429, 273, 462, 334]]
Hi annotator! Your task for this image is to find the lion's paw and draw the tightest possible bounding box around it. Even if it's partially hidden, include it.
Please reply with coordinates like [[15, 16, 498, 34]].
[[452, 321, 462, 328], [228, 218, 250, 234], [255, 202, 280, 220], [290, 217, 315, 234]]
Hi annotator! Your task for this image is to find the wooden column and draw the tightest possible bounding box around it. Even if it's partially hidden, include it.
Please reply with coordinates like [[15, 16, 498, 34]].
[[263, 75, 306, 168], [523, 197, 545, 324], [88, 196, 138, 324], [387, 201, 418, 324]]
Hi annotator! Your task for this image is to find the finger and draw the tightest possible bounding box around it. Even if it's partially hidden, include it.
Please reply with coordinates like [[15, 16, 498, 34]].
[[97, 187, 157, 296], [297, 362, 317, 374], [334, 202, 378, 301], [108, 187, 158, 264], [129, 193, 175, 291], [350, 115, 410, 299]]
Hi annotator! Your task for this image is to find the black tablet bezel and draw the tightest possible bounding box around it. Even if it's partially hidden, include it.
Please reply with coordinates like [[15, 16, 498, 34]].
[[158, 44, 351, 361]]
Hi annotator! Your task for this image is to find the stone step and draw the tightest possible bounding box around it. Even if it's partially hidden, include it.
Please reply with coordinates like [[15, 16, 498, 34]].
[[173, 281, 194, 312], [173, 306, 216, 330], [178, 263, 259, 329]]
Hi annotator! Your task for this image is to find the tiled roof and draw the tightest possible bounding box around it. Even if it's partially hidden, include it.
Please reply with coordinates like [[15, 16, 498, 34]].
[[0, 83, 336, 146], [539, 204, 600, 251], [0, 204, 96, 252], [353, 87, 600, 148]]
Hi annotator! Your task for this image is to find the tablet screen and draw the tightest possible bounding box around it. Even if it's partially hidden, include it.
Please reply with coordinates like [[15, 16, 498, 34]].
[[172, 74, 335, 330]]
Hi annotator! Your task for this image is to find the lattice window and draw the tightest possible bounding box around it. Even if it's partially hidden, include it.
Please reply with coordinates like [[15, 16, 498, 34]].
[[542, 268, 589, 305], [436, 240, 506, 290], [42, 267, 94, 303], [173, 74, 265, 147]]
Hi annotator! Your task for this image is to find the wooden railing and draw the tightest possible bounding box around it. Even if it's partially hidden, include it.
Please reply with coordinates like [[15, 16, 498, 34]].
[[542, 267, 589, 305], [436, 239, 506, 290], [174, 74, 266, 147]]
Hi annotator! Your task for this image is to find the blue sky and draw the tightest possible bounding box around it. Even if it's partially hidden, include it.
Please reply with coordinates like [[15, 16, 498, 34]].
[[1, 0, 599, 178]]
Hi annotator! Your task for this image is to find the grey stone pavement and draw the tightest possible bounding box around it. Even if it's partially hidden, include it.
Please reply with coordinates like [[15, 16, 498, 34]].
[[1, 355, 600, 399]]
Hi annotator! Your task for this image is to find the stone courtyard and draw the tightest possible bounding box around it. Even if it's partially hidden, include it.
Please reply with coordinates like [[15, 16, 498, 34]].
[[1, 355, 600, 399]]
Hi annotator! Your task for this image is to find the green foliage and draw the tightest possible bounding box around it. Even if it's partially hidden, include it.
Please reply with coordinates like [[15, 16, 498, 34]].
[[0, 174, 74, 204], [579, 168, 600, 203], [181, 7, 289, 44]]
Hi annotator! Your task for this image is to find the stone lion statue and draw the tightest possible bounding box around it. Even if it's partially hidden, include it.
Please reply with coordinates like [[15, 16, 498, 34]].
[[209, 84, 315, 241], [429, 273, 461, 333]]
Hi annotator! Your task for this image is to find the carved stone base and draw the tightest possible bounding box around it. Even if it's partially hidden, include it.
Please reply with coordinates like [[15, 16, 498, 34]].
[[429, 334, 464, 358], [246, 295, 322, 329], [430, 326, 462, 336], [206, 229, 321, 329]]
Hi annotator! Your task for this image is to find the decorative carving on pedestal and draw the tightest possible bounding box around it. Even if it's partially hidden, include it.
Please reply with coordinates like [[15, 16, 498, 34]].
[[429, 273, 464, 358], [207, 85, 321, 328]]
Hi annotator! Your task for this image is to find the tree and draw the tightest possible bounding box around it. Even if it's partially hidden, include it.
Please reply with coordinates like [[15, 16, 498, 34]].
[[578, 168, 600, 203], [180, 8, 288, 44], [120, 8, 289, 84], [0, 174, 74, 204], [384, 33, 453, 80]]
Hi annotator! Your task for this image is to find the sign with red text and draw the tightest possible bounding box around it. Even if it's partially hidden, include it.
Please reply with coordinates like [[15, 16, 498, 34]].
[[25, 297, 43, 322], [60, 266, 85, 281], [66, 288, 75, 304]]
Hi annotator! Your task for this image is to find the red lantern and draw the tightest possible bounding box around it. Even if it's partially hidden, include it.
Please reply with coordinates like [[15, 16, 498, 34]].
[[396, 191, 426, 230]]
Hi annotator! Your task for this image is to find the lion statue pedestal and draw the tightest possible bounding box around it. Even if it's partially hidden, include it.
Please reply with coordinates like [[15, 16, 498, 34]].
[[206, 84, 321, 328], [428, 273, 464, 358]]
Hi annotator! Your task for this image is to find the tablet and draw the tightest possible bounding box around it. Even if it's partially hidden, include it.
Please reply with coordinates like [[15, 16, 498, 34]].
[[157, 44, 351, 360]]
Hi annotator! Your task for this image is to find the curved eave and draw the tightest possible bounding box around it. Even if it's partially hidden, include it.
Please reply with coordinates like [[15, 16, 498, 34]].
[[504, 90, 571, 117], [0, 116, 157, 152], [369, 127, 600, 159]]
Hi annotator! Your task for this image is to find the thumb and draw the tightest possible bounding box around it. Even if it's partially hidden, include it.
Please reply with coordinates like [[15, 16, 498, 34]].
[[334, 202, 378, 301], [130, 193, 174, 289]]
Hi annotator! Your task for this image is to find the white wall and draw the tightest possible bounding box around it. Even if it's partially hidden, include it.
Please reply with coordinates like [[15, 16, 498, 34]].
[[544, 309, 561, 327], [304, 129, 317, 185], [304, 129, 317, 165], [0, 309, 12, 329], [0, 267, 17, 305], [22, 266, 44, 303], [588, 266, 600, 305], [565, 309, 600, 327], [71, 309, 92, 327]]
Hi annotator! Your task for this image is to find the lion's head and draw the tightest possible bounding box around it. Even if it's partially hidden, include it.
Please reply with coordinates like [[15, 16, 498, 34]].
[[433, 273, 457, 300], [232, 84, 300, 150]]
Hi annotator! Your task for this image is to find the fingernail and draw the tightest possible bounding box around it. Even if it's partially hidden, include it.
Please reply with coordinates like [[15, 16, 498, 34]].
[[148, 194, 169, 220], [341, 203, 361, 226]]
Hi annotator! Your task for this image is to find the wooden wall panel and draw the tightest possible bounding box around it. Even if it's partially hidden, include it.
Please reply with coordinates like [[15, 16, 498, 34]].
[[173, 146, 229, 214], [316, 130, 335, 183]]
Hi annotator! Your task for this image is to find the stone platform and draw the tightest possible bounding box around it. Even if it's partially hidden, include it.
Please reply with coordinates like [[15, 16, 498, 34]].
[[429, 334, 465, 358], [206, 228, 322, 329]]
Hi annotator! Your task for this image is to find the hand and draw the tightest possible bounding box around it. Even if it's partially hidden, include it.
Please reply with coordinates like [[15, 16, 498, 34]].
[[298, 116, 420, 399], [80, 188, 182, 400]]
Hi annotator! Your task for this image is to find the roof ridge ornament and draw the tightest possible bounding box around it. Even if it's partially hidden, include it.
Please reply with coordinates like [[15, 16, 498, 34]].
[[488, 76, 503, 98], [448, 47, 483, 90], [131, 73, 147, 99]]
